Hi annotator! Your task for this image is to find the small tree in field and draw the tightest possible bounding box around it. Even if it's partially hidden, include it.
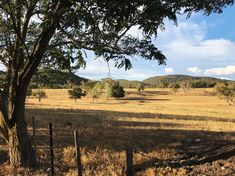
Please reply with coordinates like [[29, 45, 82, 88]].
[[215, 83, 235, 105], [181, 80, 191, 96], [32, 90, 47, 102], [81, 81, 97, 98], [169, 83, 180, 95], [92, 82, 104, 100], [103, 79, 125, 99], [68, 87, 86, 102], [137, 83, 145, 93], [112, 84, 125, 99]]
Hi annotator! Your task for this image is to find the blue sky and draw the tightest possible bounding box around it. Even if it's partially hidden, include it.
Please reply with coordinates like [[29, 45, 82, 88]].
[[75, 4, 235, 81]]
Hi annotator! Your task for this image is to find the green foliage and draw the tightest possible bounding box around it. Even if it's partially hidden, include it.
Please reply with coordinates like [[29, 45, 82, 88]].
[[32, 90, 47, 102], [81, 80, 98, 97], [68, 87, 86, 102], [92, 82, 104, 100], [99, 79, 125, 99], [118, 80, 142, 88], [159, 77, 169, 89], [26, 88, 32, 97], [181, 80, 191, 95], [215, 83, 235, 105], [169, 83, 180, 95], [191, 80, 216, 88], [143, 75, 226, 88], [0, 0, 232, 78], [137, 83, 145, 92], [111, 84, 125, 99], [31, 68, 88, 88]]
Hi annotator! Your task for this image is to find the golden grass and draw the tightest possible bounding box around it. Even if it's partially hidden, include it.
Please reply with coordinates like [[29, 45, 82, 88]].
[[27, 88, 235, 132], [11, 88, 235, 175]]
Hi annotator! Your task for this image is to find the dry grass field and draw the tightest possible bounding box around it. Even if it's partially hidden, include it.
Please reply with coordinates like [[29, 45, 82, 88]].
[[0, 88, 235, 175]]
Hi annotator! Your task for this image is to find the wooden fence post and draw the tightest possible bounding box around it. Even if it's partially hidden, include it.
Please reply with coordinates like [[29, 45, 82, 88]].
[[126, 146, 134, 176], [49, 123, 54, 176], [74, 130, 83, 176], [32, 116, 36, 158]]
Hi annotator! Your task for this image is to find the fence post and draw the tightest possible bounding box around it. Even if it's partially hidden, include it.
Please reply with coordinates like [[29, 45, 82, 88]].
[[49, 123, 54, 176], [126, 146, 134, 176], [74, 130, 83, 176], [32, 116, 36, 158]]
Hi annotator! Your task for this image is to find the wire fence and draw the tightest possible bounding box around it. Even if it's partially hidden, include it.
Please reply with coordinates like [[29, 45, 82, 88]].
[[0, 116, 159, 176], [28, 116, 153, 176]]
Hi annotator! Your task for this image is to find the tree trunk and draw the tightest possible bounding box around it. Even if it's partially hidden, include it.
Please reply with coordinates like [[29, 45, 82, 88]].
[[8, 89, 36, 167], [8, 123, 36, 167]]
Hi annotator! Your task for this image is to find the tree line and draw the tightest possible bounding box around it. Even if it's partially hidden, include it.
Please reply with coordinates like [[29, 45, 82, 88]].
[[69, 78, 125, 101], [26, 78, 126, 102]]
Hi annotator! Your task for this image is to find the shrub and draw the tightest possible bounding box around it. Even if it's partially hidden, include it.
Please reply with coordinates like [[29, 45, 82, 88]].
[[137, 83, 145, 93], [215, 83, 235, 105], [169, 83, 180, 95], [32, 89, 47, 102], [112, 84, 125, 99], [68, 87, 86, 102]]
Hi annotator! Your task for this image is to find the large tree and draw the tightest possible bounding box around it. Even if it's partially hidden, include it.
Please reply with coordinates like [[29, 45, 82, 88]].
[[0, 0, 233, 167]]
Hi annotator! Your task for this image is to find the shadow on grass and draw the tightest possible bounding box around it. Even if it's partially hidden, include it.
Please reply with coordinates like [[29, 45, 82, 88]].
[[26, 108, 235, 123], [1, 108, 234, 174], [122, 97, 170, 101]]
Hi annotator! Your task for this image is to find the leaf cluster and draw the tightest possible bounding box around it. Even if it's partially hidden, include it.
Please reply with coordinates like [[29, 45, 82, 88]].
[[68, 87, 86, 101], [215, 83, 235, 105]]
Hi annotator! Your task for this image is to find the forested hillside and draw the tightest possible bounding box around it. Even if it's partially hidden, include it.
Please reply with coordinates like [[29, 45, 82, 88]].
[[30, 69, 88, 88], [143, 75, 229, 88], [0, 69, 88, 88], [116, 79, 142, 88]]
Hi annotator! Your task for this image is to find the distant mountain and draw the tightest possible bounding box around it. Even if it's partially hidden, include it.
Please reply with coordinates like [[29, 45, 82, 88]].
[[30, 69, 89, 88], [143, 74, 229, 88], [0, 69, 89, 88]]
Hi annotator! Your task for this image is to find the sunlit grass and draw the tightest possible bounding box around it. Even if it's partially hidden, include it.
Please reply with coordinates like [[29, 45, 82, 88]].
[[20, 88, 235, 175]]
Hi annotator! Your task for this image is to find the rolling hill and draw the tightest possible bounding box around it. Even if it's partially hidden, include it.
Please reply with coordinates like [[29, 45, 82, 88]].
[[143, 74, 229, 88], [0, 69, 88, 88], [30, 68, 89, 88]]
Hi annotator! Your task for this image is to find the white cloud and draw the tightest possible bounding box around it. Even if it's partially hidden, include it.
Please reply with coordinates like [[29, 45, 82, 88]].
[[75, 57, 158, 80], [155, 20, 235, 64], [204, 65, 235, 76], [187, 66, 202, 74], [157, 20, 206, 44], [164, 68, 174, 74], [166, 39, 235, 61]]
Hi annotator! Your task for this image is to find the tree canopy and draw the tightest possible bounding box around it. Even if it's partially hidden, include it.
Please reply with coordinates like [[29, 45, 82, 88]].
[[68, 87, 86, 102], [0, 0, 233, 75], [215, 83, 235, 105]]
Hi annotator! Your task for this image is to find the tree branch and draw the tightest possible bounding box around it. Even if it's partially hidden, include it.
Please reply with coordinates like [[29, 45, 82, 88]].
[[21, 0, 71, 85]]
